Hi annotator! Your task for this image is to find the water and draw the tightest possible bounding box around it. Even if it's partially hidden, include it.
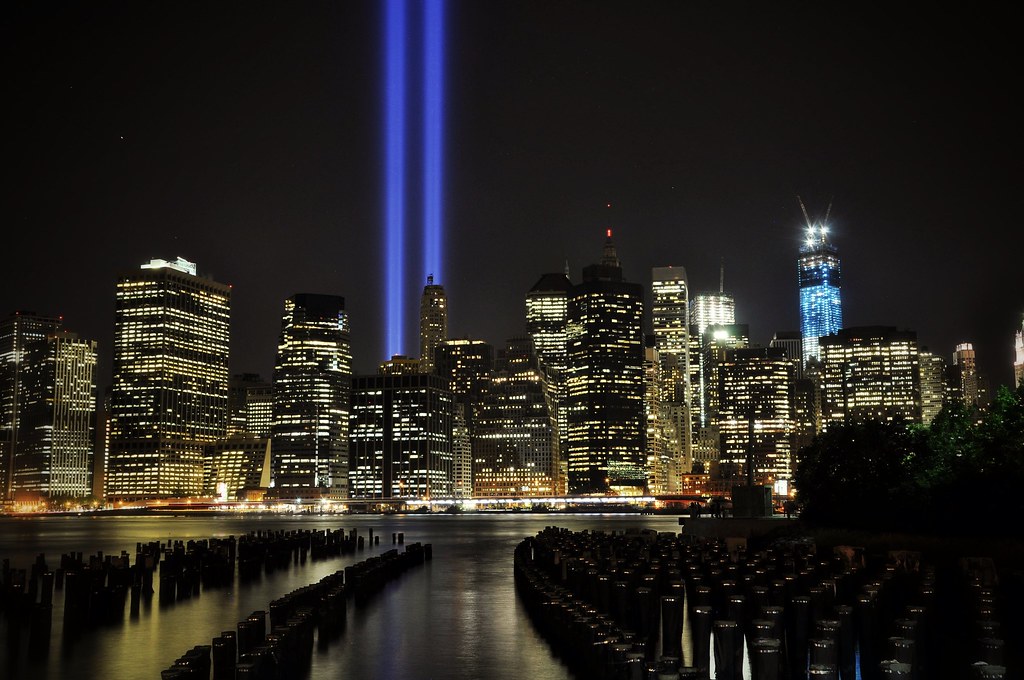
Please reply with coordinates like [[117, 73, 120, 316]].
[[0, 512, 685, 679]]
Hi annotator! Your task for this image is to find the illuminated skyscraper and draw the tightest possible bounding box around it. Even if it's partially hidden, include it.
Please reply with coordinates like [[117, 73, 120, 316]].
[[918, 350, 948, 425], [435, 339, 494, 405], [651, 266, 692, 482], [419, 276, 448, 374], [820, 326, 921, 429], [566, 231, 645, 494], [952, 342, 980, 408], [349, 369, 453, 500], [472, 338, 560, 497], [271, 294, 351, 500], [13, 331, 97, 499], [702, 324, 750, 428], [107, 258, 230, 499], [228, 373, 271, 436], [526, 271, 573, 472], [689, 288, 736, 428], [798, 218, 843, 366], [1, 311, 63, 499], [1015, 318, 1024, 388], [717, 347, 794, 484]]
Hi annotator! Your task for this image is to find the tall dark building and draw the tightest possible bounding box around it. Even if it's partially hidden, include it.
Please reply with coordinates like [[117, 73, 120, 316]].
[[13, 331, 97, 499], [1, 311, 63, 500], [473, 337, 560, 497], [271, 294, 351, 499], [107, 258, 230, 499], [566, 231, 646, 494], [349, 368, 453, 500], [228, 373, 271, 437]]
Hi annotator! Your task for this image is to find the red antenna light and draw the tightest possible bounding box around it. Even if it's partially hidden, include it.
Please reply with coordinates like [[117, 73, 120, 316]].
[[606, 228, 613, 238]]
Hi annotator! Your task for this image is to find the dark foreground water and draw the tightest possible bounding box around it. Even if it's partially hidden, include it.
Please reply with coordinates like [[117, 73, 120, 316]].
[[0, 512, 685, 680]]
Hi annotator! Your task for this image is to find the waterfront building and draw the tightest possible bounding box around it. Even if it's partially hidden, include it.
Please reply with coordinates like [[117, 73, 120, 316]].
[[526, 271, 573, 466], [918, 350, 948, 425], [1, 311, 63, 500], [798, 219, 843, 367], [107, 258, 230, 499], [651, 266, 692, 485], [205, 435, 270, 500], [643, 341, 669, 493], [419, 276, 448, 374], [452, 404, 473, 498], [349, 370, 453, 499], [12, 332, 97, 499], [820, 326, 921, 428], [566, 231, 645, 494], [472, 338, 560, 497], [716, 347, 794, 484], [770, 331, 804, 381], [271, 294, 351, 500]]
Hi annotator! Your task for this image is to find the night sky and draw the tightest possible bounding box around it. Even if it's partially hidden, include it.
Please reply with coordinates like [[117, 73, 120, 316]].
[[7, 2, 1021, 389]]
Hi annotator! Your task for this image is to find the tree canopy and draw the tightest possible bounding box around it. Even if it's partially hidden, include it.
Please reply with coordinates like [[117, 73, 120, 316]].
[[794, 383, 1024, 534]]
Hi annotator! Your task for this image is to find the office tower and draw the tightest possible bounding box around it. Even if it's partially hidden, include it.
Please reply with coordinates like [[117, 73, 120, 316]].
[[1016, 318, 1024, 388], [473, 337, 560, 497], [419, 276, 448, 374], [643, 340, 668, 493], [566, 231, 645, 494], [918, 350, 948, 425], [689, 287, 736, 429], [717, 347, 794, 484], [435, 339, 494, 406], [379, 355, 422, 375], [107, 258, 230, 499], [702, 324, 750, 428], [244, 382, 273, 438], [952, 343, 980, 408], [526, 271, 573, 472], [651, 266, 692, 485], [349, 370, 453, 499], [271, 294, 351, 500], [452, 404, 472, 498], [798, 218, 843, 367], [228, 373, 270, 436], [13, 332, 97, 499], [820, 326, 921, 429], [770, 331, 804, 381], [93, 386, 110, 499], [205, 437, 270, 501], [1, 311, 63, 499]]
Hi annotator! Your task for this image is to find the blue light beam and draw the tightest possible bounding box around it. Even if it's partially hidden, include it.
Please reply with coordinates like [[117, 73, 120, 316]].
[[422, 0, 444, 285], [385, 0, 407, 358]]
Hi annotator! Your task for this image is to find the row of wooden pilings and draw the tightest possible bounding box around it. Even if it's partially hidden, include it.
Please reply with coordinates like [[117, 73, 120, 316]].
[[1, 527, 384, 658], [513, 526, 1013, 679], [160, 541, 431, 679]]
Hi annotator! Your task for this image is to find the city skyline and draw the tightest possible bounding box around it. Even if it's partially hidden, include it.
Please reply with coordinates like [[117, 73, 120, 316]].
[[7, 2, 1020, 388]]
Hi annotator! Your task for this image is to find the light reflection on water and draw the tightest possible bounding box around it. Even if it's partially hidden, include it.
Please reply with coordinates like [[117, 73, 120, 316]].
[[1, 513, 706, 680]]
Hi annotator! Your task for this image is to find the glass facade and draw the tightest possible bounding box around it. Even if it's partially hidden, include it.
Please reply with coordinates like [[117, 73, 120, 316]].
[[566, 233, 645, 494], [820, 326, 921, 428], [108, 258, 230, 499], [526, 272, 572, 475], [717, 347, 794, 483], [14, 332, 97, 497], [798, 226, 843, 366], [651, 266, 692, 484], [1, 311, 63, 499], [348, 372, 453, 500], [271, 294, 351, 499]]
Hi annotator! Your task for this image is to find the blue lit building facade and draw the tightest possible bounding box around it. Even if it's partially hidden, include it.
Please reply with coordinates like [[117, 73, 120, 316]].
[[798, 226, 842, 366]]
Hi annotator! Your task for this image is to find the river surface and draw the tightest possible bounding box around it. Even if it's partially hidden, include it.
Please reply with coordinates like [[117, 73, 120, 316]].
[[0, 512, 686, 680]]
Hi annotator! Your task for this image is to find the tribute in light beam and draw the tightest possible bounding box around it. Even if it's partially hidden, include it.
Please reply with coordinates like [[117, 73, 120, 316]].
[[422, 0, 444, 286], [385, 0, 407, 358]]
